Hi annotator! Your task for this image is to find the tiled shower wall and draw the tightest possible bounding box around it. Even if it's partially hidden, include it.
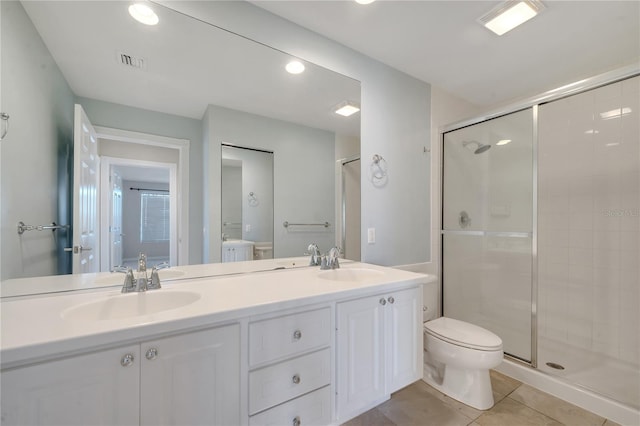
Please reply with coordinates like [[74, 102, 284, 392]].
[[537, 76, 639, 402]]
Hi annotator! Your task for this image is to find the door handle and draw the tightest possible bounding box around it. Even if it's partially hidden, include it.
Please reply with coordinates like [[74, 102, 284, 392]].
[[64, 246, 92, 254]]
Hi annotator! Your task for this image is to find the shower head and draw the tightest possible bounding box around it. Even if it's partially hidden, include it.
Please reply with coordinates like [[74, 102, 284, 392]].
[[462, 140, 491, 155]]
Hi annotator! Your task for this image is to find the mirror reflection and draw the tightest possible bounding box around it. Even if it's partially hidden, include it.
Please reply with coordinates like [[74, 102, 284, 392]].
[[221, 145, 274, 262], [1, 0, 361, 284]]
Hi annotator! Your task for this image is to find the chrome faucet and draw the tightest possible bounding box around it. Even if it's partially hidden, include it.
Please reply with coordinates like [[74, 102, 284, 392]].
[[320, 246, 341, 270], [307, 243, 322, 266], [119, 253, 167, 293]]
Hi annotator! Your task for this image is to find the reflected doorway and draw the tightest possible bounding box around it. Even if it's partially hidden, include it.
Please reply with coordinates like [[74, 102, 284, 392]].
[[100, 158, 177, 271], [221, 144, 274, 262], [341, 157, 361, 261]]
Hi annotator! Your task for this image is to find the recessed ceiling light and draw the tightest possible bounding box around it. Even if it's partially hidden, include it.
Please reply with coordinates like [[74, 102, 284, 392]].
[[285, 61, 305, 74], [334, 101, 360, 117], [478, 0, 544, 36], [355, 0, 376, 4], [496, 139, 512, 146], [129, 3, 159, 25], [600, 107, 632, 120]]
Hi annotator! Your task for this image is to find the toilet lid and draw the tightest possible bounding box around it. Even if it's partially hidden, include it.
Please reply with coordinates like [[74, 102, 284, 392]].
[[424, 317, 503, 351]]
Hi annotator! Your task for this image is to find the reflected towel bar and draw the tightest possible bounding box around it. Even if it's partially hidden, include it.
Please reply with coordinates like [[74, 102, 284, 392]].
[[17, 221, 70, 235], [283, 221, 330, 228]]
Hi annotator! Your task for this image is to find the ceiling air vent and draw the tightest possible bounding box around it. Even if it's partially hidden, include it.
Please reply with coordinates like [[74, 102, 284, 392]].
[[117, 52, 146, 70]]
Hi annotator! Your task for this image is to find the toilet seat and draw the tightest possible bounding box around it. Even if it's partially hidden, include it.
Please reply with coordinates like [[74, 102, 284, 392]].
[[424, 317, 502, 351]]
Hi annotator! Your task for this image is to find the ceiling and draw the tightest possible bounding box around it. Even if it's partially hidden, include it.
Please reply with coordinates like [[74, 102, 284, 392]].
[[21, 1, 360, 138], [251, 0, 640, 107]]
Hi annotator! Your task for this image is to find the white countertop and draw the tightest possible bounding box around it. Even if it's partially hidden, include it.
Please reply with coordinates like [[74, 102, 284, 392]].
[[0, 257, 311, 299], [1, 260, 434, 369]]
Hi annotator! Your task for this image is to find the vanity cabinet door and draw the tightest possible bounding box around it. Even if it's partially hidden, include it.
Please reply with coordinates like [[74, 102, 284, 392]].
[[385, 286, 423, 394], [140, 324, 240, 426], [0, 345, 140, 426], [336, 294, 386, 422], [336, 286, 422, 422]]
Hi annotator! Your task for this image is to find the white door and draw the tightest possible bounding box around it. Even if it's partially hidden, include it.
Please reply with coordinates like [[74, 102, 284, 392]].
[[0, 345, 140, 426], [72, 104, 100, 273], [110, 170, 123, 269], [336, 295, 386, 421], [140, 325, 240, 426], [386, 287, 423, 393]]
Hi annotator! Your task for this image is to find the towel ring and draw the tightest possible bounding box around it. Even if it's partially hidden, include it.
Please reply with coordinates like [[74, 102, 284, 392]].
[[0, 113, 9, 140], [371, 154, 387, 180]]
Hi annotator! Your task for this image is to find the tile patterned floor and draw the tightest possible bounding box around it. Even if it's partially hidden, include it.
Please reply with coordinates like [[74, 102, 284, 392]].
[[342, 371, 622, 426]]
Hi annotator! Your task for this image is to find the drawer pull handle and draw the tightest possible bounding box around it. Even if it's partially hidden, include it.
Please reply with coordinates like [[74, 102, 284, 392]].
[[379, 298, 386, 306], [120, 353, 134, 367], [388, 296, 395, 304], [293, 416, 301, 426], [293, 329, 302, 340], [292, 374, 301, 384], [145, 348, 158, 360]]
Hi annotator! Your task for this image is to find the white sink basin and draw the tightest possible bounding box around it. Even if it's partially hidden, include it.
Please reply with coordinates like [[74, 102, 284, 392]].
[[61, 290, 200, 321], [317, 268, 384, 282], [94, 268, 185, 285]]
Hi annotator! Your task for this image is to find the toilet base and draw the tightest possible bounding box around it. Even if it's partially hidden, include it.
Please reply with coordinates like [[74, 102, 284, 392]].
[[423, 359, 495, 410]]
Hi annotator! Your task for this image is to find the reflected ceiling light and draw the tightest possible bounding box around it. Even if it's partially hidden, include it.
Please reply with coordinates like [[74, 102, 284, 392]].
[[128, 3, 159, 25], [496, 139, 512, 146], [584, 129, 599, 134], [478, 0, 545, 36], [285, 61, 305, 74], [334, 101, 360, 117], [355, 0, 376, 4], [600, 107, 632, 120]]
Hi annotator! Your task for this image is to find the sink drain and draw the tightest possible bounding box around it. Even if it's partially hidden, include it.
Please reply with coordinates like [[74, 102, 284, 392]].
[[546, 362, 565, 370]]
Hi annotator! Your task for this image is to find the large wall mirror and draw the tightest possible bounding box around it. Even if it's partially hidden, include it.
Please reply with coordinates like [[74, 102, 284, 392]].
[[0, 1, 361, 284]]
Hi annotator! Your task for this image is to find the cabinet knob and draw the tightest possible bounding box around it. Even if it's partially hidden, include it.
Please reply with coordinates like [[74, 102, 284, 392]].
[[292, 374, 301, 384], [293, 329, 302, 340], [379, 298, 387, 306], [388, 296, 395, 304], [121, 353, 135, 367], [145, 348, 158, 360], [293, 416, 301, 426]]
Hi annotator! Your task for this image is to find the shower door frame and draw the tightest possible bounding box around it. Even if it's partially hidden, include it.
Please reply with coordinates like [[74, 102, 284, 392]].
[[439, 64, 640, 368]]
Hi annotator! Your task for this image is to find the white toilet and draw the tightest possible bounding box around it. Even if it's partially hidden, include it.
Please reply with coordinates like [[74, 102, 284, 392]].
[[423, 316, 503, 410]]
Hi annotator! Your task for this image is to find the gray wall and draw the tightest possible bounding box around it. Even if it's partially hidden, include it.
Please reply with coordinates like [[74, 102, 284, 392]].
[[0, 1, 75, 280], [221, 164, 243, 240], [164, 1, 431, 267], [78, 97, 203, 265], [204, 105, 335, 262]]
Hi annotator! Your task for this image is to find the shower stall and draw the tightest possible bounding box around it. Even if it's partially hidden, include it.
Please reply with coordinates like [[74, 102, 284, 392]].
[[441, 72, 639, 419]]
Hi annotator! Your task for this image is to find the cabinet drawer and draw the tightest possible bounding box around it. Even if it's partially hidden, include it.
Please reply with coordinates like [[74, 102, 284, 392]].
[[249, 386, 331, 426], [249, 308, 331, 366], [249, 348, 331, 415]]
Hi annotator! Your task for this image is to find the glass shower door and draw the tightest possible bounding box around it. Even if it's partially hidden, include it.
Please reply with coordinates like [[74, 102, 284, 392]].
[[442, 108, 534, 362]]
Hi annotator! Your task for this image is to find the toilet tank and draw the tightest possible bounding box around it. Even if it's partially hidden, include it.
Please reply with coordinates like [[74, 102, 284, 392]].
[[423, 280, 440, 322]]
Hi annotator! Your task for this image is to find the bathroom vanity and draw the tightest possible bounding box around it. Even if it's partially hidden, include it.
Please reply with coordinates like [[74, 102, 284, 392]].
[[0, 260, 434, 426]]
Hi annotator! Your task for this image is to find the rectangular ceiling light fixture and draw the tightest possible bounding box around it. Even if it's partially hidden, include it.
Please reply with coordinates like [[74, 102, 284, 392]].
[[334, 101, 360, 117], [479, 0, 545, 36]]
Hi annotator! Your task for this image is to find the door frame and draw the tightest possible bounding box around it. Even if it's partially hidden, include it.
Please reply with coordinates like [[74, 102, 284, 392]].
[[95, 126, 189, 269]]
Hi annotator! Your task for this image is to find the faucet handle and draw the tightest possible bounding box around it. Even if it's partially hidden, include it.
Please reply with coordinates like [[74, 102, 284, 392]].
[[121, 269, 136, 293], [306, 243, 321, 266], [148, 268, 162, 290]]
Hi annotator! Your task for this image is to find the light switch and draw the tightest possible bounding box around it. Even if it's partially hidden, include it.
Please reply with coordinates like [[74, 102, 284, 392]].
[[245, 224, 251, 232], [367, 227, 375, 244]]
